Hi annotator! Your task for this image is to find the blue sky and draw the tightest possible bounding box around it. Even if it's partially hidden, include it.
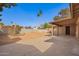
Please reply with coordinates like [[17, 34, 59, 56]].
[[1, 3, 69, 27]]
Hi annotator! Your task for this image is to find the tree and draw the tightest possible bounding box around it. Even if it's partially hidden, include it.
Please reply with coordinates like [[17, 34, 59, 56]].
[[43, 23, 52, 29], [0, 22, 4, 26], [0, 3, 16, 12], [11, 23, 22, 34], [15, 25, 22, 34], [53, 16, 60, 20], [0, 3, 16, 21], [58, 8, 69, 17], [37, 9, 43, 17], [53, 8, 69, 21]]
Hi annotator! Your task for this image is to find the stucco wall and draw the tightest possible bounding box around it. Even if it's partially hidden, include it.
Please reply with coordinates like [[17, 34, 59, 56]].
[[53, 26, 58, 36], [53, 26, 65, 36], [76, 17, 79, 38], [70, 24, 76, 36], [53, 25, 76, 36], [59, 26, 65, 36]]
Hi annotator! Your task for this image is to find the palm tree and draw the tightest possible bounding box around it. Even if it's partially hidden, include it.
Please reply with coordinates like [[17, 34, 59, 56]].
[[37, 9, 43, 17]]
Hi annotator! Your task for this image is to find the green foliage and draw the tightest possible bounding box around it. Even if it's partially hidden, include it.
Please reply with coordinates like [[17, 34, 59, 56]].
[[53, 16, 60, 20], [0, 7, 3, 12], [14, 25, 21, 34], [53, 8, 69, 20], [0, 3, 16, 22], [0, 3, 16, 12], [4, 3, 16, 8], [59, 8, 69, 17], [0, 22, 4, 26], [16, 25, 21, 30], [43, 23, 52, 29], [37, 10, 42, 17]]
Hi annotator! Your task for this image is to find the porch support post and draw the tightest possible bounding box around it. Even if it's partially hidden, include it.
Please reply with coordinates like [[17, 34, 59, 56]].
[[57, 26, 59, 36], [76, 17, 79, 38]]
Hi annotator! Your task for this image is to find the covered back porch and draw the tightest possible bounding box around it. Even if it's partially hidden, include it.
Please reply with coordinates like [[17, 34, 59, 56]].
[[50, 18, 76, 36]]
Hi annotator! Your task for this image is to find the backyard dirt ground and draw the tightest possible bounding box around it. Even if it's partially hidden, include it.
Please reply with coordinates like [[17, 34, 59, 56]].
[[0, 30, 79, 56], [0, 30, 49, 46]]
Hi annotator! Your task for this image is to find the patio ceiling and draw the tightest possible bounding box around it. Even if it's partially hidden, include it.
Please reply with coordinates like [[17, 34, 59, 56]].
[[50, 18, 75, 26]]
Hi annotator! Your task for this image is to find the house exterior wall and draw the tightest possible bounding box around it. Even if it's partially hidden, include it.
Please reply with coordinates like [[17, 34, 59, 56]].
[[70, 4, 79, 38], [59, 26, 65, 36], [51, 4, 79, 38], [53, 26, 58, 36], [70, 24, 76, 36], [53, 26, 66, 36], [52, 25, 76, 36], [76, 17, 79, 38]]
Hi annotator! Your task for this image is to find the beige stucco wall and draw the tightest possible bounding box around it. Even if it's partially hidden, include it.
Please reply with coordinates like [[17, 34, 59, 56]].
[[53, 25, 76, 36], [70, 24, 76, 36], [59, 25, 76, 36], [59, 26, 65, 36], [53, 26, 65, 36], [53, 26, 58, 36], [76, 17, 79, 38]]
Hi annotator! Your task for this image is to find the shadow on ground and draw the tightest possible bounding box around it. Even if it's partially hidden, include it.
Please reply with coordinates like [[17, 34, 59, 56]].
[[0, 43, 42, 56], [43, 36, 79, 56], [0, 34, 21, 46]]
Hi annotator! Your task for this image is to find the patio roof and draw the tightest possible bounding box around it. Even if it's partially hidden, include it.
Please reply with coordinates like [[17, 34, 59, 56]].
[[49, 17, 75, 26]]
